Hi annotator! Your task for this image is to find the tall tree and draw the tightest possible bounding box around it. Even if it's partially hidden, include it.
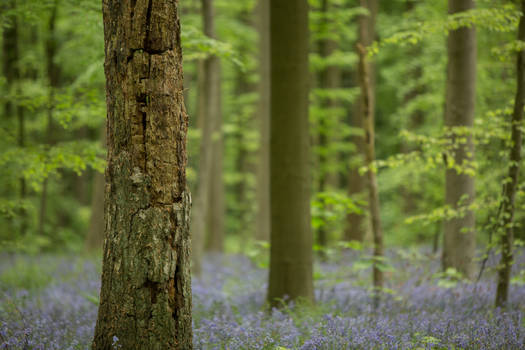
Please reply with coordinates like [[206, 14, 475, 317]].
[[92, 0, 192, 348], [345, 0, 378, 243], [255, 0, 270, 242], [356, 0, 383, 298], [495, 0, 525, 308], [191, 0, 222, 272], [2, 0, 27, 235], [39, 0, 59, 237], [442, 0, 477, 280], [267, 0, 314, 306], [205, 0, 225, 253], [316, 0, 343, 258]]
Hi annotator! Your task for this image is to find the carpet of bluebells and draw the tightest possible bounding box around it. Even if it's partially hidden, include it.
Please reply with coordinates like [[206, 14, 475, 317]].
[[1, 247, 524, 349]]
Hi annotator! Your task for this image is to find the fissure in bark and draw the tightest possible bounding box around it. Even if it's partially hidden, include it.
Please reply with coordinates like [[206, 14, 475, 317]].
[[93, 1, 192, 349]]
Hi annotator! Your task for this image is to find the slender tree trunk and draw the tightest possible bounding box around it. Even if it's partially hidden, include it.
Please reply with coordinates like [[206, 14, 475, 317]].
[[267, 0, 314, 306], [191, 0, 221, 274], [399, 1, 424, 223], [356, 0, 383, 300], [205, 0, 225, 252], [345, 0, 377, 243], [495, 0, 525, 308], [442, 0, 477, 280], [92, 1, 192, 348], [85, 127, 106, 252], [316, 0, 343, 259], [255, 0, 271, 242], [39, 0, 59, 238], [2, 1, 27, 235]]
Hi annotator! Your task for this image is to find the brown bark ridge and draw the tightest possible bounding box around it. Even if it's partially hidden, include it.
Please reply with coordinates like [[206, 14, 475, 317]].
[[345, 0, 377, 243], [255, 0, 271, 242], [92, 0, 192, 349], [267, 0, 314, 307], [316, 0, 343, 259], [495, 0, 525, 308], [442, 0, 477, 280], [356, 0, 383, 301]]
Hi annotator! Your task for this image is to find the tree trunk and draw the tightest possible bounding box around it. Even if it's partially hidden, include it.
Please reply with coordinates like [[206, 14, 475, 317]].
[[85, 127, 106, 252], [39, 0, 60, 238], [2, 0, 27, 235], [92, 1, 192, 348], [316, 0, 343, 259], [204, 0, 224, 254], [267, 0, 314, 306], [191, 0, 221, 274], [356, 0, 383, 300], [442, 0, 477, 280], [345, 0, 377, 243], [255, 0, 270, 242], [495, 0, 525, 308]]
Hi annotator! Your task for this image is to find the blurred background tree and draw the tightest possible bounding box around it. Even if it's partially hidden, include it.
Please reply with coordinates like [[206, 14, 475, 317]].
[[0, 0, 524, 291]]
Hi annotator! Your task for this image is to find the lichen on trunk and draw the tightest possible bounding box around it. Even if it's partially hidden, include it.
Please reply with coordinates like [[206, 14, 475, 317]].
[[93, 0, 192, 349]]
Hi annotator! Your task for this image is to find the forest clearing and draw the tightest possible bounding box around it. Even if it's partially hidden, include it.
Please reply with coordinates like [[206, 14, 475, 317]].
[[1, 0, 525, 349]]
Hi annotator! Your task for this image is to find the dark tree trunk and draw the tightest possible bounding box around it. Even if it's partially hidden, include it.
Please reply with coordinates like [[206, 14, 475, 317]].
[[255, 0, 271, 242], [495, 0, 525, 308], [267, 0, 314, 306], [92, 1, 192, 348], [442, 0, 477, 280], [356, 0, 383, 301]]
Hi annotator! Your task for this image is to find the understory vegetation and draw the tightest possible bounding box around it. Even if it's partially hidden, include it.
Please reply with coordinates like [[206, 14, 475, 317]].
[[1, 247, 524, 349]]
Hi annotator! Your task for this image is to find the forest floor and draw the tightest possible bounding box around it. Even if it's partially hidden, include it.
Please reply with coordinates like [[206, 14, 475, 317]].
[[0, 247, 524, 349]]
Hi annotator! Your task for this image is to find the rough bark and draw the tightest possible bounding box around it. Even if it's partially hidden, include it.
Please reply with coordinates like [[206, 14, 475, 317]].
[[345, 0, 377, 243], [255, 0, 271, 242], [267, 0, 314, 306], [92, 1, 192, 348], [316, 0, 342, 259], [85, 127, 106, 252], [356, 0, 383, 298], [442, 0, 477, 280], [191, 0, 221, 274], [495, 0, 525, 308]]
